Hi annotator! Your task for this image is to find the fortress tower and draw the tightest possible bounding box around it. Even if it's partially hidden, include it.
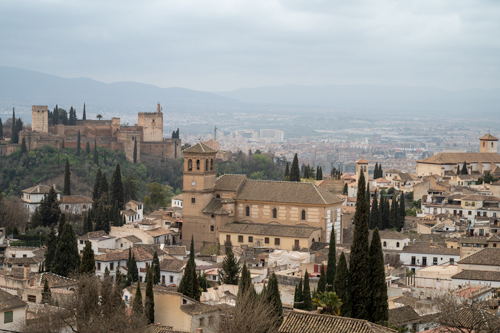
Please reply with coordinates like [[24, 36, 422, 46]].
[[31, 106, 49, 133], [138, 103, 163, 142], [479, 134, 498, 153]]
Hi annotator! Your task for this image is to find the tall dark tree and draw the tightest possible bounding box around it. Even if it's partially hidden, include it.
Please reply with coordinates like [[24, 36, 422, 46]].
[[334, 252, 351, 317], [219, 247, 240, 285], [144, 268, 155, 324], [368, 228, 388, 323], [343, 183, 348, 195], [38, 187, 61, 227], [92, 169, 102, 200], [21, 137, 27, 153], [93, 139, 99, 165], [237, 263, 255, 299], [11, 107, 18, 144], [326, 228, 336, 292], [290, 153, 301, 182], [389, 198, 398, 230], [349, 169, 370, 320], [126, 248, 133, 286], [130, 254, 139, 283], [152, 251, 160, 285], [44, 225, 57, 272], [86, 141, 90, 154], [133, 139, 137, 164], [133, 280, 143, 314], [111, 163, 125, 208], [83, 103, 86, 120], [370, 191, 380, 230], [366, 182, 371, 223], [80, 241, 96, 275], [284, 162, 290, 181], [399, 193, 406, 229], [456, 164, 460, 175], [317, 264, 326, 294], [265, 272, 283, 323], [461, 161, 468, 174], [76, 130, 81, 156], [302, 269, 313, 311], [295, 278, 303, 309], [41, 278, 52, 304], [52, 223, 80, 277], [57, 213, 67, 242], [64, 158, 71, 195], [53, 105, 59, 125], [98, 171, 109, 200], [0, 118, 3, 138]]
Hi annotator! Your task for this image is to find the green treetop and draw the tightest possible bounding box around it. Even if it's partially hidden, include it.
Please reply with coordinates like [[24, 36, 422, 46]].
[[145, 268, 155, 324], [334, 252, 351, 317], [80, 241, 96, 275], [368, 228, 388, 323], [302, 269, 313, 311], [290, 153, 301, 182], [133, 280, 143, 314], [219, 247, 240, 285], [64, 158, 71, 196], [52, 223, 80, 277]]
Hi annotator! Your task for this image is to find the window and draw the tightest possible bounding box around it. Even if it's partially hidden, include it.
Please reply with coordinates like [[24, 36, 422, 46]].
[[265, 237, 269, 244], [273, 208, 277, 219], [383, 241, 387, 247], [422, 257, 427, 266], [483, 142, 486, 147], [275, 238, 280, 246], [301, 210, 306, 220], [248, 236, 253, 242], [121, 244, 123, 248], [295, 240, 300, 249], [205, 159, 209, 171], [396, 242, 400, 248], [450, 258, 454, 265], [4, 311, 13, 324], [183, 299, 187, 304], [170, 276, 174, 283], [196, 159, 200, 170], [23, 254, 27, 258], [465, 202, 469, 206], [162, 276, 165, 285], [226, 235, 231, 242], [238, 235, 244, 243], [216, 194, 221, 198], [188, 159, 193, 171], [28, 295, 36, 303], [200, 317, 205, 326], [192, 198, 196, 204], [80, 240, 84, 245], [97, 263, 101, 271], [110, 263, 114, 271], [433, 257, 438, 265], [246, 206, 250, 217], [468, 211, 472, 215], [210, 225, 214, 232], [210, 159, 214, 170], [495, 243, 498, 248]]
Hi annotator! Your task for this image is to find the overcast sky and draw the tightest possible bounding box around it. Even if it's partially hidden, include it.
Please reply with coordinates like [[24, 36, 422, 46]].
[[1, 0, 499, 91]]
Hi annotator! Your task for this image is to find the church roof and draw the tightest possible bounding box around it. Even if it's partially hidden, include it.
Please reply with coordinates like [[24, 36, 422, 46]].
[[417, 152, 500, 164], [356, 158, 369, 164], [215, 174, 247, 191], [480, 134, 499, 141], [182, 142, 217, 154]]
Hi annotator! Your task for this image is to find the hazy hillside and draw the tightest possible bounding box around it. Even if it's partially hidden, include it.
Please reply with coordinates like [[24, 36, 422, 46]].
[[0, 66, 239, 116], [216, 84, 500, 116]]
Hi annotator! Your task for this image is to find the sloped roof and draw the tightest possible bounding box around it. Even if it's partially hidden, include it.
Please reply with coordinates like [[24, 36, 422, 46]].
[[124, 235, 142, 243], [389, 305, 421, 326], [220, 222, 320, 238], [143, 324, 188, 333], [480, 134, 499, 141], [235, 180, 343, 205], [31, 272, 77, 288], [356, 158, 369, 164], [159, 258, 186, 272], [163, 246, 187, 256], [0, 288, 27, 311], [78, 230, 111, 240], [452, 270, 500, 282], [402, 243, 459, 256], [438, 307, 500, 331], [279, 311, 396, 333], [417, 152, 500, 164], [180, 303, 219, 315], [379, 230, 407, 240], [458, 248, 500, 266], [182, 142, 217, 154], [203, 198, 227, 214], [22, 184, 61, 194], [144, 228, 171, 237], [215, 174, 248, 191]]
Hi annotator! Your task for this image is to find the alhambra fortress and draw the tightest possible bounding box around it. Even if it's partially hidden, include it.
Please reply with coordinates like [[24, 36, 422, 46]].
[[3, 103, 181, 161]]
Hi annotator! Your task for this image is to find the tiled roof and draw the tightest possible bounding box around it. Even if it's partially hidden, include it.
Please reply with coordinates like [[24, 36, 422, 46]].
[[392, 295, 420, 308], [460, 194, 500, 201], [459, 236, 488, 245], [279, 311, 396, 333], [31, 272, 77, 288], [124, 235, 142, 243], [458, 248, 500, 266], [78, 230, 110, 240], [203, 198, 229, 215], [121, 209, 137, 216], [164, 246, 187, 256], [180, 303, 219, 315], [0, 288, 27, 311], [59, 195, 93, 204], [145, 228, 171, 237], [417, 152, 500, 165], [159, 258, 186, 272], [452, 270, 500, 282], [236, 179, 343, 205], [388, 305, 421, 326], [143, 324, 188, 333], [220, 222, 321, 238], [480, 134, 499, 141], [356, 158, 369, 164], [439, 307, 500, 331], [215, 174, 247, 191], [182, 142, 217, 154], [379, 230, 408, 240], [22, 184, 61, 194], [95, 245, 164, 262], [402, 243, 459, 256]]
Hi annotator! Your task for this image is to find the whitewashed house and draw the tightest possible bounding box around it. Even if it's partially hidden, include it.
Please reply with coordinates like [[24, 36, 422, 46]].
[[401, 243, 460, 272], [21, 184, 61, 215], [59, 195, 93, 215], [171, 194, 183, 208], [121, 200, 144, 223], [159, 257, 186, 287], [0, 289, 27, 331], [77, 231, 116, 255]]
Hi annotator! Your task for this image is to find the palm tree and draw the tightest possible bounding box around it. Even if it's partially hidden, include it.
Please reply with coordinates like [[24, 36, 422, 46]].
[[313, 291, 342, 316], [96, 114, 103, 120]]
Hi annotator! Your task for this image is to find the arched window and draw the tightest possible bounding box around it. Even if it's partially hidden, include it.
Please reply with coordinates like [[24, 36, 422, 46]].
[[188, 159, 193, 171], [210, 159, 214, 170], [383, 241, 387, 247], [465, 202, 469, 206], [273, 208, 277, 219], [216, 194, 221, 199], [196, 159, 200, 170], [472, 202, 476, 207], [396, 242, 400, 248], [205, 159, 209, 171], [246, 206, 250, 217], [301, 210, 306, 220]]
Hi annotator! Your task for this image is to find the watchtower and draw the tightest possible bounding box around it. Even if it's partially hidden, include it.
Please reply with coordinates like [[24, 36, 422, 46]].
[[32, 105, 49, 133], [138, 104, 163, 142], [479, 134, 498, 153], [356, 158, 369, 185]]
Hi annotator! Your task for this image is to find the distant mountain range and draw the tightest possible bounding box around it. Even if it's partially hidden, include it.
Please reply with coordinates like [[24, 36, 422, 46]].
[[1, 66, 499, 117]]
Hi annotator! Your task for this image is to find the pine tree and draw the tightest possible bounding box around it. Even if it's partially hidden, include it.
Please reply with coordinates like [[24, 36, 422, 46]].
[[219, 247, 240, 285], [93, 139, 99, 165], [133, 140, 137, 163], [266, 272, 283, 323], [93, 169, 102, 200], [368, 228, 388, 323], [326, 227, 336, 292], [63, 158, 71, 195], [349, 169, 370, 320], [370, 191, 379, 230], [290, 153, 301, 182], [335, 252, 351, 317], [44, 225, 57, 272], [284, 162, 290, 181], [80, 241, 96, 275], [110, 163, 125, 209], [317, 264, 326, 294], [52, 223, 80, 277], [461, 161, 468, 174], [145, 267, 155, 324], [21, 137, 27, 153], [133, 280, 143, 314], [83, 103, 86, 120], [76, 130, 81, 156], [302, 269, 312, 311], [153, 251, 160, 285], [86, 141, 90, 154], [343, 183, 348, 195], [41, 278, 52, 304]]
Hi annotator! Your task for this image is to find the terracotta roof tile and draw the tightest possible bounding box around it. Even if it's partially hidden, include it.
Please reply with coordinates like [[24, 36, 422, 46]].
[[402, 243, 459, 256], [22, 184, 61, 194], [389, 306, 420, 326], [0, 288, 27, 311], [452, 270, 500, 282], [182, 142, 217, 154], [480, 134, 499, 141], [159, 258, 186, 272], [458, 248, 500, 266], [215, 174, 248, 191], [180, 303, 219, 315], [417, 152, 500, 164]]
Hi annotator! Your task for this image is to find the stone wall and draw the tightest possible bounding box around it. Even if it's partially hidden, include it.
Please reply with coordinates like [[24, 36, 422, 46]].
[[138, 112, 163, 142], [276, 274, 318, 289], [140, 139, 181, 159], [32, 106, 49, 133]]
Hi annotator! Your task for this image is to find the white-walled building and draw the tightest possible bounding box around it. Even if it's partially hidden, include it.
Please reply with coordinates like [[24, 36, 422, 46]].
[[77, 231, 116, 255], [59, 195, 93, 215], [21, 184, 61, 215], [171, 194, 183, 208], [379, 230, 410, 251], [401, 243, 460, 272], [159, 257, 186, 287], [121, 200, 144, 224], [0, 289, 27, 331], [451, 248, 500, 288]]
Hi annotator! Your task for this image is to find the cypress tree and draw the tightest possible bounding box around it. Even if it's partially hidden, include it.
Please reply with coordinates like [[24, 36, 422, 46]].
[[237, 263, 255, 299], [11, 107, 17, 144], [76, 130, 81, 156], [0, 118, 3, 139], [399, 193, 406, 229], [62, 139, 65, 149], [87, 210, 93, 232], [461, 161, 468, 174], [456, 164, 460, 175], [316, 166, 320, 180], [374, 163, 378, 178], [82, 215, 89, 234], [293, 284, 299, 307], [86, 141, 90, 154], [98, 172, 109, 202], [53, 105, 59, 125], [126, 248, 133, 286], [57, 213, 67, 242], [113, 266, 124, 311], [178, 260, 194, 298], [64, 158, 71, 195], [83, 103, 86, 120], [302, 269, 312, 311], [145, 268, 155, 324], [92, 169, 102, 200], [389, 198, 398, 230], [93, 139, 99, 165], [80, 241, 96, 275], [21, 137, 27, 153], [370, 191, 379, 230], [219, 247, 240, 285], [266, 272, 283, 323], [101, 267, 113, 316], [349, 169, 370, 320], [111, 163, 125, 209], [326, 227, 336, 292], [130, 254, 139, 283], [366, 182, 371, 223], [133, 139, 137, 163], [52, 223, 80, 277], [335, 252, 351, 317], [133, 280, 143, 314], [41, 278, 52, 304], [284, 162, 290, 181], [379, 164, 383, 178], [317, 264, 326, 294], [153, 251, 160, 285], [290, 153, 300, 182], [343, 183, 348, 195], [104, 150, 107, 164], [44, 225, 57, 272], [368, 228, 388, 323], [296, 278, 303, 309]]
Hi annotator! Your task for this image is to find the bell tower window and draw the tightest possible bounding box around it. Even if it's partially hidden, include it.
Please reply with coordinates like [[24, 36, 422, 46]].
[[246, 206, 250, 217], [206, 159, 209, 171], [196, 160, 200, 170], [188, 159, 193, 171], [210, 159, 214, 170], [273, 208, 277, 219]]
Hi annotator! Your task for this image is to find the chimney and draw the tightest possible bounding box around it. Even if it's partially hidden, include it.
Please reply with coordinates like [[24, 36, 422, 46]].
[[23, 262, 30, 280], [196, 329, 203, 333]]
